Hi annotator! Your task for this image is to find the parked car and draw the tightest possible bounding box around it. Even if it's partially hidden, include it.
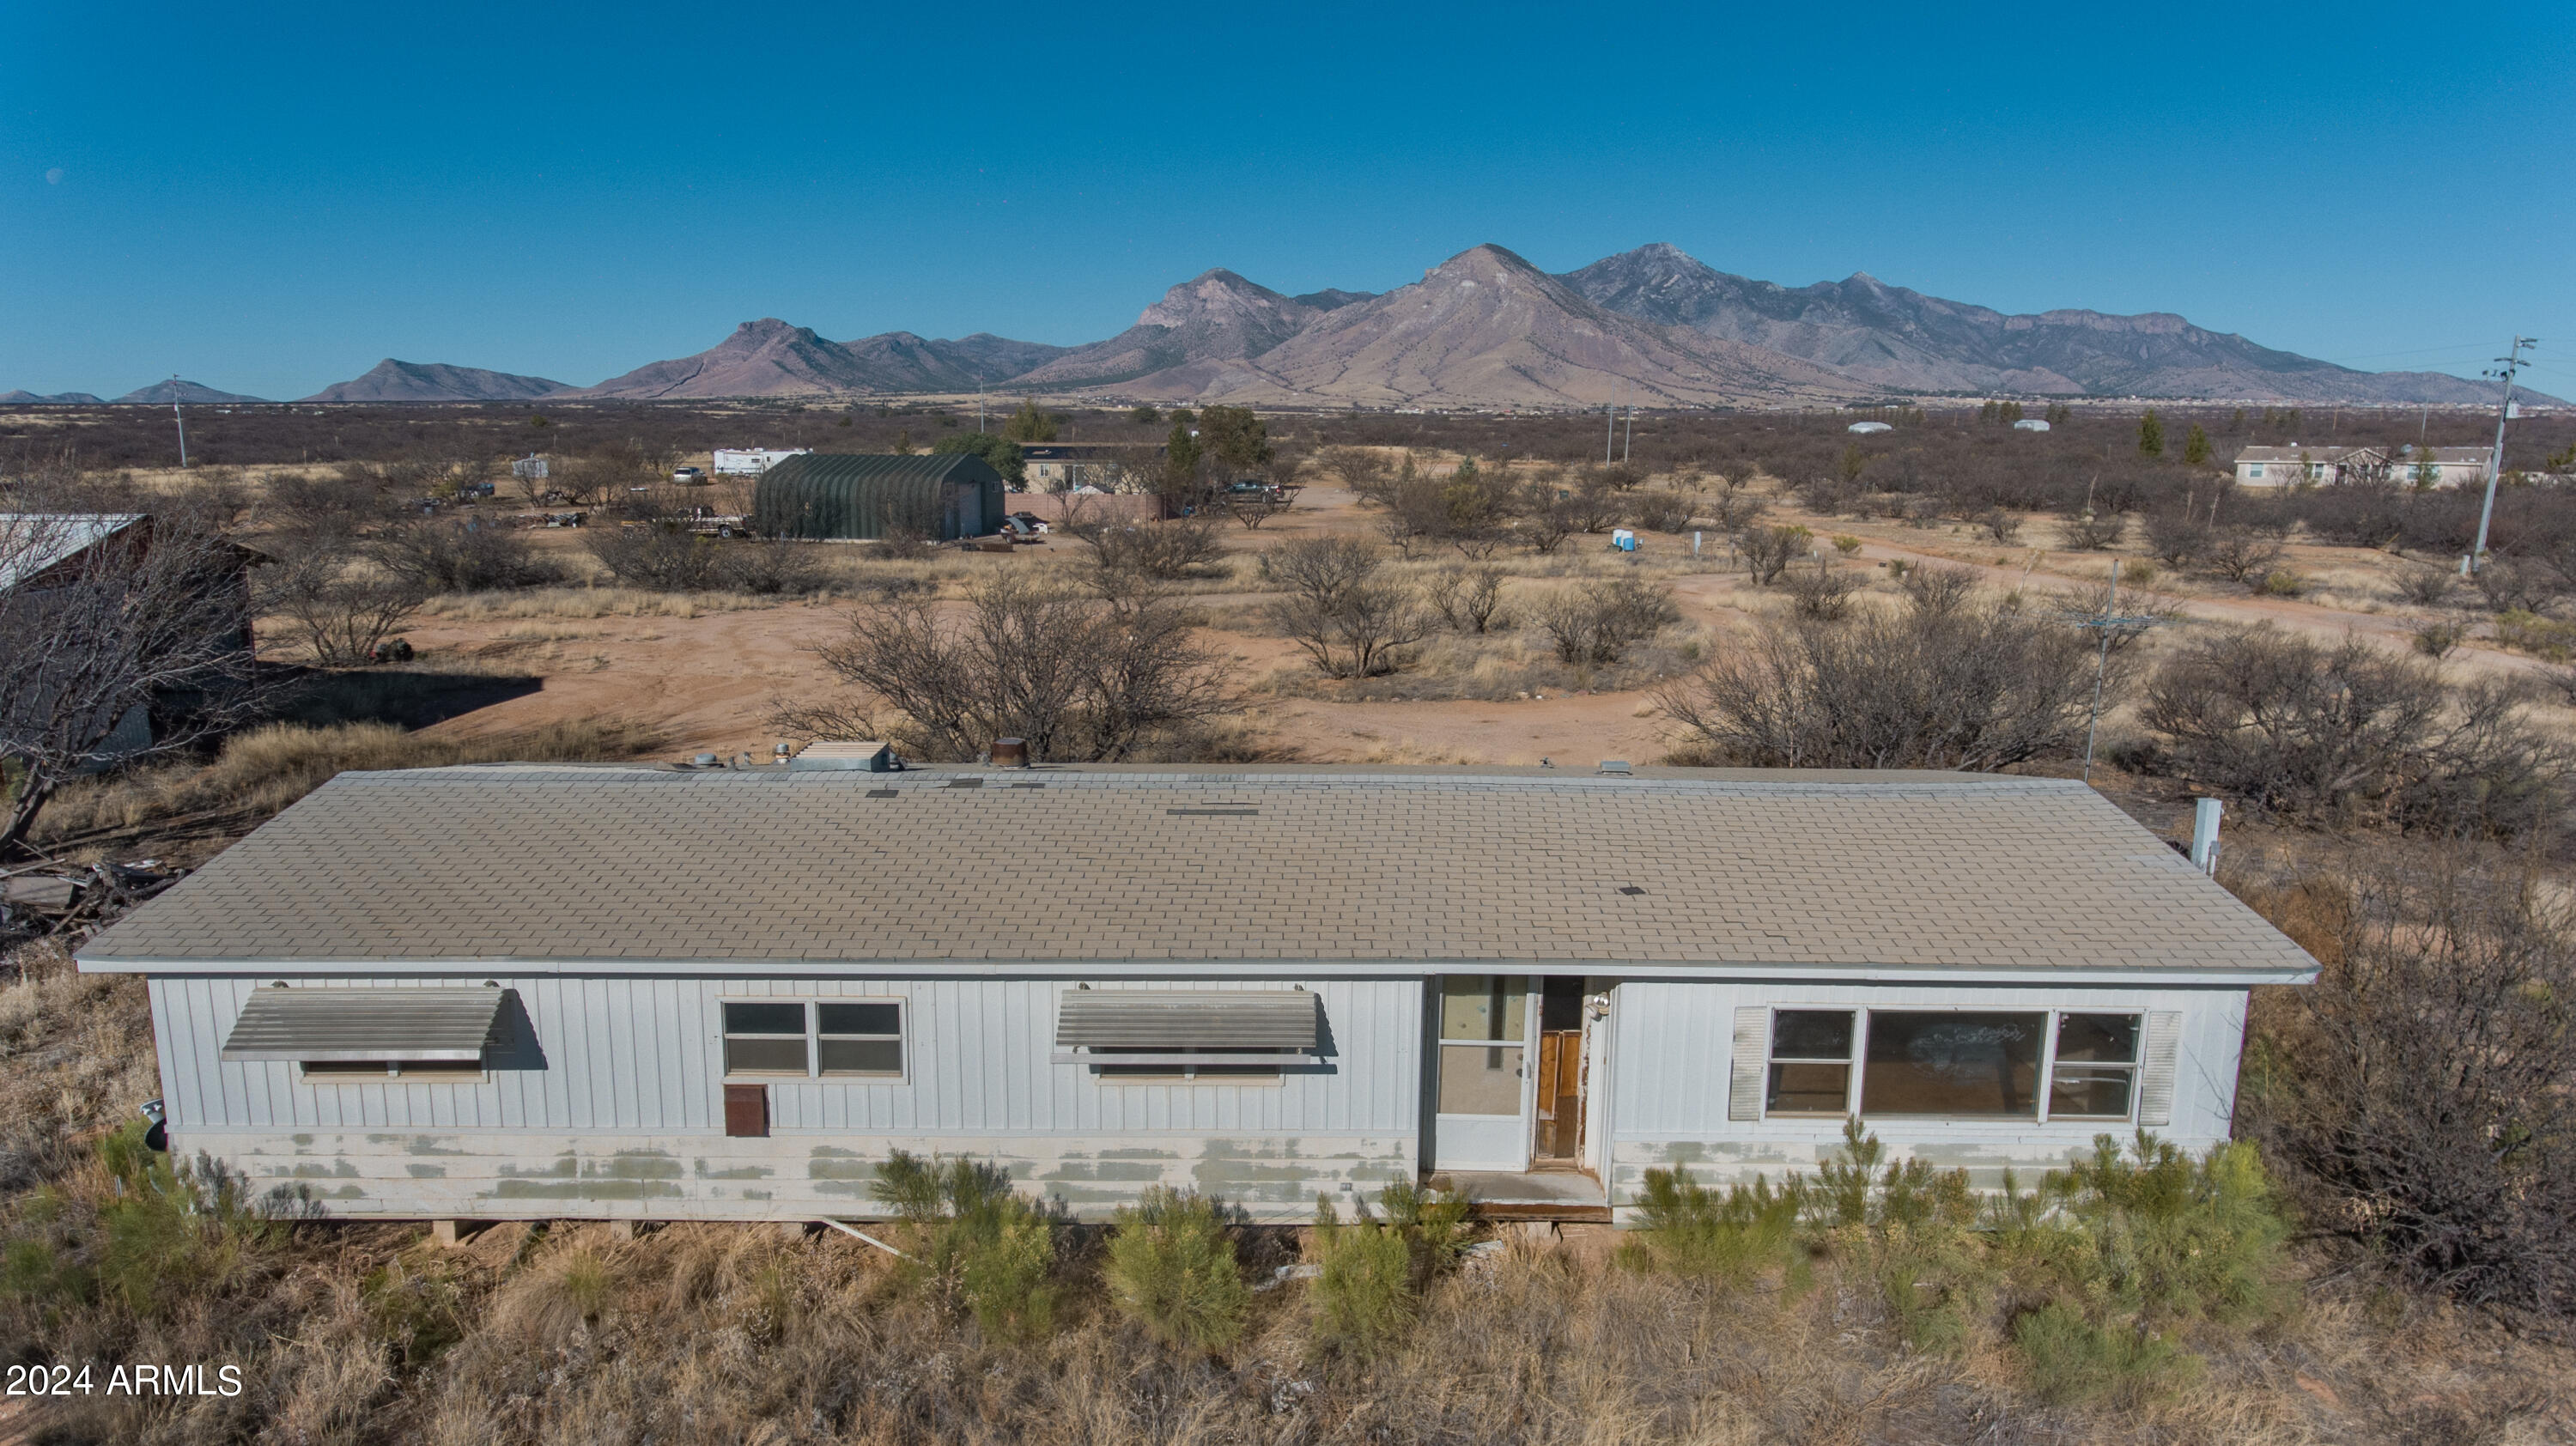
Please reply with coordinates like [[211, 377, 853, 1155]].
[[1006, 511, 1049, 533], [996, 516, 1047, 542], [672, 466, 706, 483]]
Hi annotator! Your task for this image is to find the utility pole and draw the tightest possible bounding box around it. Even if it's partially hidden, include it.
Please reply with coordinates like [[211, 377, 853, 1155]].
[[1604, 380, 1617, 463], [2469, 336, 2538, 571], [1622, 403, 1633, 463], [170, 375, 188, 467]]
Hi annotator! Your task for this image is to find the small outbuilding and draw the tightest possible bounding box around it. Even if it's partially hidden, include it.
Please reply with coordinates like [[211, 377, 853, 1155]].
[[751, 453, 1003, 541], [1845, 421, 1893, 434]]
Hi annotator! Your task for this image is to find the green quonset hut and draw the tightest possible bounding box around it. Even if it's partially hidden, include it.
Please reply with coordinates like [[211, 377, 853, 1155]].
[[750, 453, 1004, 541]]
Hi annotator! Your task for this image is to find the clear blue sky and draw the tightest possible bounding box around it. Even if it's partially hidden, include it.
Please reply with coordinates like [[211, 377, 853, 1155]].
[[3, 1, 2570, 400]]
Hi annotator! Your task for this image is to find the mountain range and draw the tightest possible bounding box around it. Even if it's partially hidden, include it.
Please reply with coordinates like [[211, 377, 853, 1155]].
[[9, 245, 2543, 409]]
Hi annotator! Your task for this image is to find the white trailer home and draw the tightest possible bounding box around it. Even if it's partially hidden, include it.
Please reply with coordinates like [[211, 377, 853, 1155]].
[[712, 448, 811, 477], [76, 764, 2316, 1225]]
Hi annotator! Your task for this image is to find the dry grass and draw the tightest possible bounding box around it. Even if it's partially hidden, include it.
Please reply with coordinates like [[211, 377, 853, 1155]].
[[32, 717, 666, 844]]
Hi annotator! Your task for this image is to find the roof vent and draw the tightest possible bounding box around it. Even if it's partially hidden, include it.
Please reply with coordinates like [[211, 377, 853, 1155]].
[[1618, 885, 1646, 896], [1598, 760, 1632, 776], [789, 741, 893, 773], [990, 738, 1029, 768]]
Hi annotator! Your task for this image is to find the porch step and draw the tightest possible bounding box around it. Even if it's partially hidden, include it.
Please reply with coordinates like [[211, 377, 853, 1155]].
[[1431, 1170, 1612, 1223]]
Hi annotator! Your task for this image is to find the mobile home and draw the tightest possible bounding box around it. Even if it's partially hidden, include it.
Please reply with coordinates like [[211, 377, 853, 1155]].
[[77, 765, 2316, 1224]]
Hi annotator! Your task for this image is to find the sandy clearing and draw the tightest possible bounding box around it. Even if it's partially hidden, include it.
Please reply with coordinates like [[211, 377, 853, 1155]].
[[304, 480, 2561, 768]]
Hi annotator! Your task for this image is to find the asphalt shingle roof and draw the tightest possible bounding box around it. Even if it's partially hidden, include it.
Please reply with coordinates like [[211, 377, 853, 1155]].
[[76, 765, 2317, 977]]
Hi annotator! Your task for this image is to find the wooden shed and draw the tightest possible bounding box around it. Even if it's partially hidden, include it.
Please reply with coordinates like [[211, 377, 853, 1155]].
[[750, 453, 1004, 541]]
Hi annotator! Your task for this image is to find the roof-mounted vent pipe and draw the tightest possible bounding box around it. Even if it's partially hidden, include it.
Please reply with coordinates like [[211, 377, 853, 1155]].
[[2189, 797, 2223, 877]]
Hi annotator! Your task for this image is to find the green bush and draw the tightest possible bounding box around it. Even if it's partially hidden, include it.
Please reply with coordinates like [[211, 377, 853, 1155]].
[[1103, 1188, 1251, 1352], [93, 1121, 273, 1318], [1309, 1197, 1414, 1355], [2012, 1301, 2197, 1406], [870, 1149, 1060, 1343], [1620, 1123, 2290, 1401], [1374, 1176, 1473, 1282], [1626, 1168, 1803, 1285]]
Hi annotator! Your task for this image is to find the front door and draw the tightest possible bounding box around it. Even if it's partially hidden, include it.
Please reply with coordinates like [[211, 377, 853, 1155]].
[[1533, 977, 1588, 1164], [1427, 975, 1531, 1172]]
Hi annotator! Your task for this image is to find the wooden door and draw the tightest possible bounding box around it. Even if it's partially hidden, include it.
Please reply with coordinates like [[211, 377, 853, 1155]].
[[1534, 1030, 1585, 1161]]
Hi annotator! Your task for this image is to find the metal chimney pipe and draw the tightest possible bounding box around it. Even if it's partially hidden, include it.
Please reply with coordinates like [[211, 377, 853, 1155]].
[[2188, 798, 2223, 877]]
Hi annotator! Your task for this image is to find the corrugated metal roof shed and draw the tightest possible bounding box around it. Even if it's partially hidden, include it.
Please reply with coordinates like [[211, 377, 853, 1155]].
[[751, 453, 1003, 540]]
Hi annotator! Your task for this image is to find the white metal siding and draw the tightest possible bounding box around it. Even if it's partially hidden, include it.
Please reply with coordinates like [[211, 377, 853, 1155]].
[[151, 973, 1422, 1221], [1604, 981, 2250, 1211]]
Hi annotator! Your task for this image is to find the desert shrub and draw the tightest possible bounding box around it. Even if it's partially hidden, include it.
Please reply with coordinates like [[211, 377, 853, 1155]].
[[870, 1149, 1060, 1343], [1831, 533, 1863, 556], [2012, 1301, 2196, 1407], [2492, 608, 2576, 660], [1735, 523, 1811, 585], [2254, 569, 2307, 597], [2140, 628, 2573, 839], [1780, 566, 1863, 621], [2238, 853, 2576, 1315], [1705, 487, 1768, 532], [2471, 557, 2569, 615], [2204, 528, 2288, 585], [1626, 1167, 1804, 1285], [2413, 621, 2465, 658], [2300, 483, 2409, 550], [2121, 559, 2157, 587], [1422, 562, 1510, 634], [1656, 582, 2106, 769], [20, 1121, 279, 1320], [2395, 566, 2457, 607], [1077, 515, 1227, 579], [1103, 1188, 1251, 1352], [1534, 576, 1679, 666], [713, 539, 829, 595], [370, 520, 562, 592], [1897, 562, 1979, 616], [1976, 507, 2023, 544], [1627, 489, 1693, 533], [785, 570, 1234, 761], [1261, 536, 1431, 678], [2142, 510, 2208, 567], [1373, 1176, 1473, 1280], [1308, 1198, 1418, 1356], [33, 718, 666, 841], [2059, 509, 2125, 550], [586, 526, 720, 590], [258, 552, 428, 665]]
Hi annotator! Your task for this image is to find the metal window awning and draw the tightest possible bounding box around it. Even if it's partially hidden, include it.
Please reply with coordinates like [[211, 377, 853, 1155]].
[[220, 986, 509, 1063], [1053, 989, 1320, 1066]]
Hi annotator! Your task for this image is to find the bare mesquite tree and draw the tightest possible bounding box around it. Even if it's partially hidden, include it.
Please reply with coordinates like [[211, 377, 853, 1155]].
[[1655, 578, 2106, 769], [2141, 628, 2570, 841], [2241, 850, 2576, 1313], [777, 570, 1234, 762], [1261, 536, 1431, 679], [1535, 576, 1680, 666], [0, 512, 266, 853]]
